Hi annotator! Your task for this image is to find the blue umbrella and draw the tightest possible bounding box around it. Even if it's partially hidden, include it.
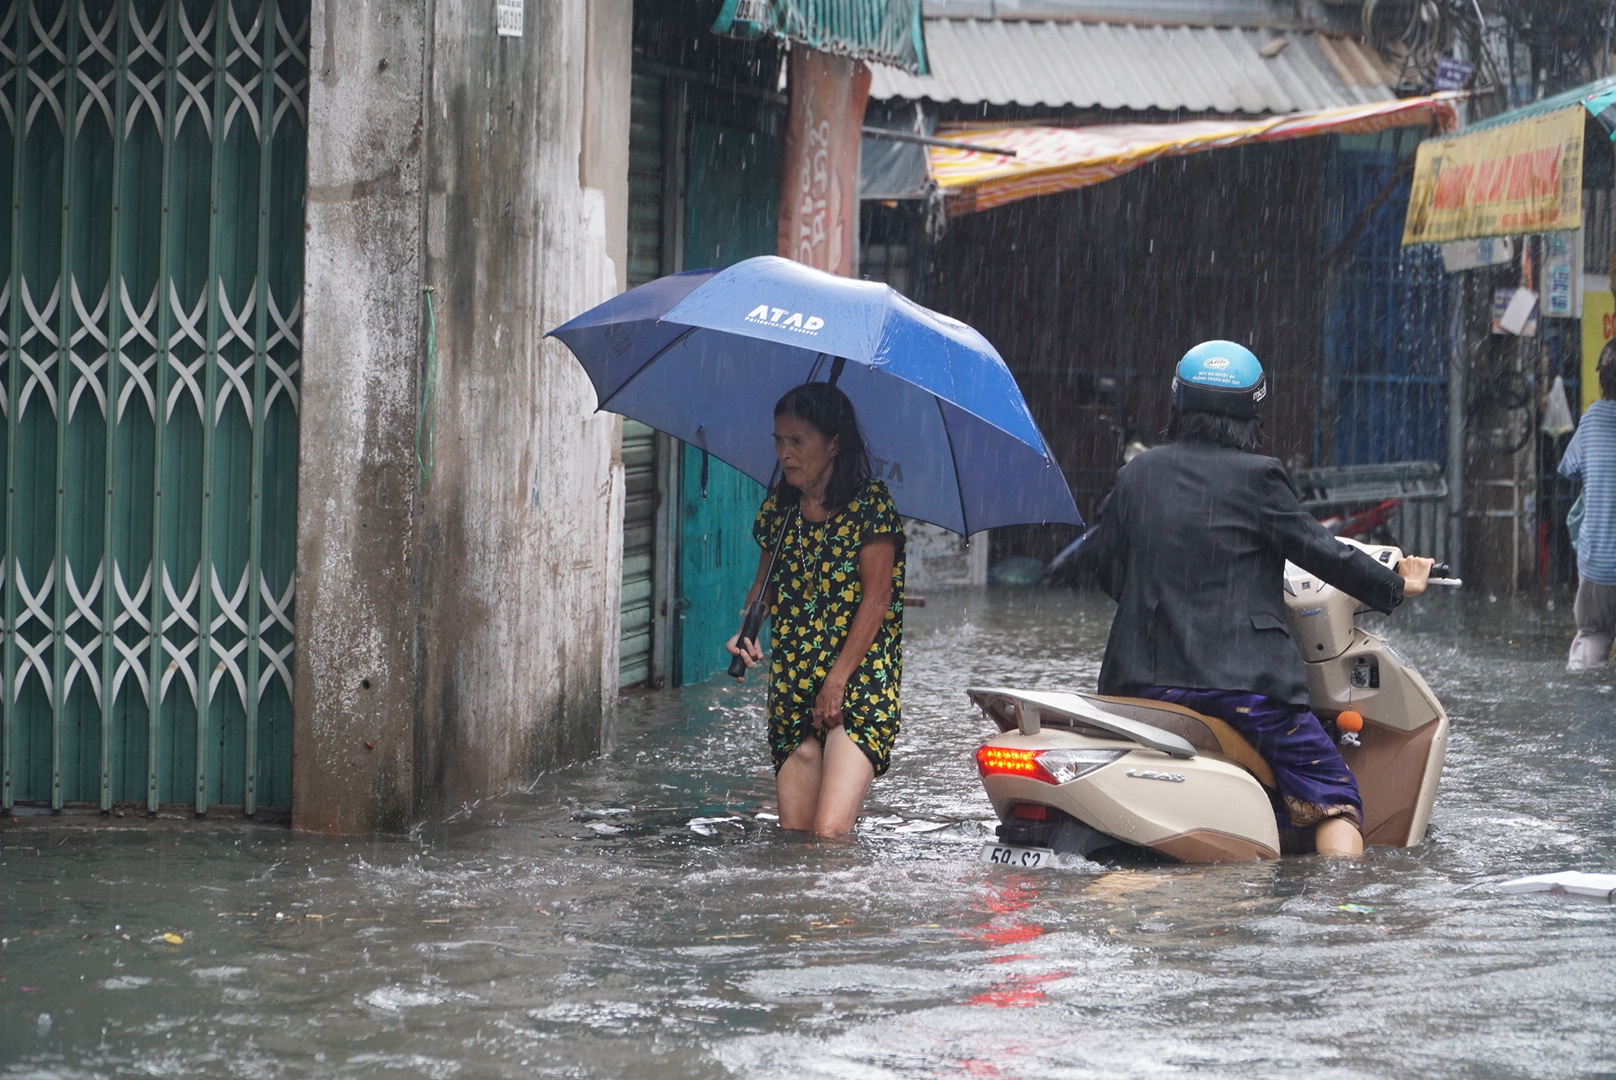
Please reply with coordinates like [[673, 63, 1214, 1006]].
[[548, 255, 1080, 534]]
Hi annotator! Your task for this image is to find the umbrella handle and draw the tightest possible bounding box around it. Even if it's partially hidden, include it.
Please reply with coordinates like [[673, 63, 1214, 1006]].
[[728, 600, 769, 680], [728, 503, 796, 681]]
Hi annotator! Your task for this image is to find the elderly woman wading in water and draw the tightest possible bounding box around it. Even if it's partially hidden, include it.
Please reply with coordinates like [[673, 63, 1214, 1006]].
[[726, 383, 905, 837]]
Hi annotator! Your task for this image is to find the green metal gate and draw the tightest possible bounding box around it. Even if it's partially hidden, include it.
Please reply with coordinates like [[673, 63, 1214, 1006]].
[[0, 0, 306, 815]]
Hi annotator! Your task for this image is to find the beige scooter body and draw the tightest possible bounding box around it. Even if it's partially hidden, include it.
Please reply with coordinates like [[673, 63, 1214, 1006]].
[[974, 540, 1449, 863]]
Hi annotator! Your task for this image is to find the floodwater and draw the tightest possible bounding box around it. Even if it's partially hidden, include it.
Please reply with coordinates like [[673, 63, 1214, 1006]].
[[3, 587, 1613, 1079]]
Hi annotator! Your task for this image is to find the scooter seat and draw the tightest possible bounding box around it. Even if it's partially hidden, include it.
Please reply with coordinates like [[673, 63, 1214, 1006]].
[[1082, 695, 1277, 790]]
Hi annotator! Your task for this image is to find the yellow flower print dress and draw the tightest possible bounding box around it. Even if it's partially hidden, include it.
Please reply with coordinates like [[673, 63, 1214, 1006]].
[[753, 478, 905, 776]]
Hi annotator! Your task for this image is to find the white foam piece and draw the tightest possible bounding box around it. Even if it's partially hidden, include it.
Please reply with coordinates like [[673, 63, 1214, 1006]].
[[1498, 871, 1616, 899]]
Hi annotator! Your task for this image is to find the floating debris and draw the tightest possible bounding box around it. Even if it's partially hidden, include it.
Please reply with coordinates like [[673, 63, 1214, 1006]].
[[892, 820, 950, 834], [1500, 871, 1616, 900], [688, 816, 744, 836]]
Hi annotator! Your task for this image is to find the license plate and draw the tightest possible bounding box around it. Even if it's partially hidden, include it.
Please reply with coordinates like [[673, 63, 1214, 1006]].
[[980, 841, 1055, 868]]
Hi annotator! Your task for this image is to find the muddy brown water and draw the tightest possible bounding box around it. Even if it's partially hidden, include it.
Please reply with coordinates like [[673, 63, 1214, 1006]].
[[2, 587, 1613, 1078]]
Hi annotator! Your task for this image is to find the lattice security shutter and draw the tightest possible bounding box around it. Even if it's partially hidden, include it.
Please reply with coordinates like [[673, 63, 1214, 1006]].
[[0, 0, 306, 815]]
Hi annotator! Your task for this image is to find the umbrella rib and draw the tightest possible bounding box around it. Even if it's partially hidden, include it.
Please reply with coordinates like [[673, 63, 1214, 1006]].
[[596, 325, 700, 414], [937, 394, 971, 537]]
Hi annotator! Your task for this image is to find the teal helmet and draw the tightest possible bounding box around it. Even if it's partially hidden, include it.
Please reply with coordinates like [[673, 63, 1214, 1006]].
[[1171, 341, 1267, 419]]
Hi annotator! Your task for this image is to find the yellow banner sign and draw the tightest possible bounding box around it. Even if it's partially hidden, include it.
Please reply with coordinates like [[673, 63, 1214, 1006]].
[[1403, 105, 1584, 245]]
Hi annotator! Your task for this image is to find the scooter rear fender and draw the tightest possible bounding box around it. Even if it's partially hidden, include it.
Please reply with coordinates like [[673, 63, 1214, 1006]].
[[980, 729, 1280, 862]]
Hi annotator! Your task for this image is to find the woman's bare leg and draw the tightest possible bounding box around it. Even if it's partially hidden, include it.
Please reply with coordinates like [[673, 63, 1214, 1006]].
[[812, 727, 876, 837], [776, 738, 824, 831], [1315, 817, 1364, 857]]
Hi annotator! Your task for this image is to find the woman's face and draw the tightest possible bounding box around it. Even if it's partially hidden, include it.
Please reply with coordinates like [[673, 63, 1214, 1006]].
[[773, 413, 838, 496]]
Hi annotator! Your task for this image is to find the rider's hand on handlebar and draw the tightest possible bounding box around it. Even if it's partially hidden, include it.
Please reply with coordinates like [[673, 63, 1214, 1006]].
[[1397, 556, 1435, 598]]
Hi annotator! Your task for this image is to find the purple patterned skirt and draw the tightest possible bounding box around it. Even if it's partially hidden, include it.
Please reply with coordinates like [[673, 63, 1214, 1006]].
[[1138, 687, 1363, 829]]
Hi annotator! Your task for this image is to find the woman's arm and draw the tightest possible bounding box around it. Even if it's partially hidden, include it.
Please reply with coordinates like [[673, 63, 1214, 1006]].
[[725, 548, 775, 670], [812, 535, 899, 730]]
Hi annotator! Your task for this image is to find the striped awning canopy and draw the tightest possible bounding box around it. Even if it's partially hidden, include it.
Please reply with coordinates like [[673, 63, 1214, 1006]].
[[926, 94, 1460, 215]]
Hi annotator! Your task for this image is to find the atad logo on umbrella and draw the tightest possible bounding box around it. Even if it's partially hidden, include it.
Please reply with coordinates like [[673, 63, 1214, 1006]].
[[745, 304, 824, 335]]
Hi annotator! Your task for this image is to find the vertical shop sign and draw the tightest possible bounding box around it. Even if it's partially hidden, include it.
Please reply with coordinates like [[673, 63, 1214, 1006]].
[[777, 48, 871, 275], [1542, 231, 1581, 318]]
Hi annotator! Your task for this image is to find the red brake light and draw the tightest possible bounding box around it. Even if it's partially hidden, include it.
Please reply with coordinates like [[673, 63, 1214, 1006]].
[[975, 745, 1057, 784]]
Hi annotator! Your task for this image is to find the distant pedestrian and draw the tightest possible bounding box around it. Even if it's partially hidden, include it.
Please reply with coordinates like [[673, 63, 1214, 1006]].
[[1559, 341, 1616, 671], [726, 383, 905, 837]]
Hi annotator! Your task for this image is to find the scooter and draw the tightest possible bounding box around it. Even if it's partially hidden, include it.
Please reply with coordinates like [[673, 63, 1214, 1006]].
[[973, 539, 1455, 865]]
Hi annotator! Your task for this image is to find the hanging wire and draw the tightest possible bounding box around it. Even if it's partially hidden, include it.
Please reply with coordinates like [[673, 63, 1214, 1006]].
[[418, 285, 439, 487]]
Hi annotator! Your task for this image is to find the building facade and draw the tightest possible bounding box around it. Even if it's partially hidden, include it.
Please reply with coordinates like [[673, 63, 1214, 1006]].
[[0, 0, 633, 830]]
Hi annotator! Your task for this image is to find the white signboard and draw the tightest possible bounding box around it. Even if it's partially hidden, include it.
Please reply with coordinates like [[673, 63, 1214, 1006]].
[[497, 0, 522, 38], [1440, 236, 1513, 273]]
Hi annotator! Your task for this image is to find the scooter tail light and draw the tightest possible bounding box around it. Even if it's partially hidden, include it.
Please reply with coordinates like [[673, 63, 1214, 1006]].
[[976, 745, 1127, 785], [975, 745, 1057, 784]]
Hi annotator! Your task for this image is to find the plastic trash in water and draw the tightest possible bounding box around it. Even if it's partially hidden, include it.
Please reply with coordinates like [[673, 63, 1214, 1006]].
[[1499, 871, 1616, 899], [688, 816, 743, 836], [1543, 376, 1576, 437], [893, 820, 950, 834]]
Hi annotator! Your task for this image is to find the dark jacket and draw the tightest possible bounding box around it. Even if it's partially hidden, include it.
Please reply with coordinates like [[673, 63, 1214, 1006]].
[[1078, 441, 1405, 706]]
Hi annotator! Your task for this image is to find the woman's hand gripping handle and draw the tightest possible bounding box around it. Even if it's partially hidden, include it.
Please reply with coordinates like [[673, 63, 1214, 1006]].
[[727, 602, 768, 680], [729, 507, 794, 682]]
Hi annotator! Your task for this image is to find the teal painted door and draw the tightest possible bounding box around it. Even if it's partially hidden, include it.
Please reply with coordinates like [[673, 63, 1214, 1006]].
[[0, 0, 306, 814], [676, 117, 778, 686]]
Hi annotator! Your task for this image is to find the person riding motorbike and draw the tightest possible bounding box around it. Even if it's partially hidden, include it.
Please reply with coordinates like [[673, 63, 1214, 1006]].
[[1076, 342, 1433, 856]]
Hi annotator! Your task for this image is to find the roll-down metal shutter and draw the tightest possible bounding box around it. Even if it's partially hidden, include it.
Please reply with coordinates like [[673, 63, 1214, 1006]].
[[618, 71, 664, 687], [1, 0, 307, 814]]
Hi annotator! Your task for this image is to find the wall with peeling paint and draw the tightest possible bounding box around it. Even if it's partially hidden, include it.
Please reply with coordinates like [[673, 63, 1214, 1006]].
[[293, 0, 629, 833]]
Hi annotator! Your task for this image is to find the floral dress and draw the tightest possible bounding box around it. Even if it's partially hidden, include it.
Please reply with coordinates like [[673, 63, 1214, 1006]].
[[753, 477, 905, 775]]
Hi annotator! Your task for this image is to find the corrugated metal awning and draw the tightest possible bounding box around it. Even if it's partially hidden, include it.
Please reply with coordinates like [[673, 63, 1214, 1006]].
[[1463, 72, 1616, 138], [713, 0, 930, 75], [868, 18, 1396, 114]]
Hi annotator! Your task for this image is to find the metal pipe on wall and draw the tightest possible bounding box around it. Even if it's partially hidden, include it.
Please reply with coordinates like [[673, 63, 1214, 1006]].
[[1446, 273, 1467, 580]]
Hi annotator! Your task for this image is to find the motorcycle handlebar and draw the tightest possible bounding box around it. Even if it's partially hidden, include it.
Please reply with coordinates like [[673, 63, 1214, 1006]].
[[1423, 562, 1462, 588]]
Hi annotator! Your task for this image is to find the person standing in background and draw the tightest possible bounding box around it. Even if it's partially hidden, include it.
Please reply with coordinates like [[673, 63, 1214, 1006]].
[[1559, 342, 1616, 671]]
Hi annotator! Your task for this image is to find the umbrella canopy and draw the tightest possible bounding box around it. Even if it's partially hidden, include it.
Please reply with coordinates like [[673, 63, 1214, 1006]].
[[548, 256, 1079, 535]]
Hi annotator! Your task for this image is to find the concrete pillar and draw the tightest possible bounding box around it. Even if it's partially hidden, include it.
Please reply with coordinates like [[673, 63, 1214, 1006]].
[[293, 0, 630, 833], [293, 0, 427, 834]]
